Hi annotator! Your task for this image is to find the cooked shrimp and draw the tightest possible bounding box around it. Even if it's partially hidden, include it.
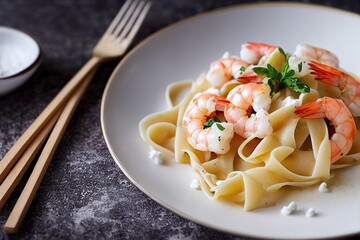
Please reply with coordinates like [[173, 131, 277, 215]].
[[309, 61, 360, 117], [240, 42, 277, 65], [182, 93, 234, 154], [224, 83, 272, 138], [206, 52, 249, 88], [295, 97, 356, 163], [294, 43, 339, 68]]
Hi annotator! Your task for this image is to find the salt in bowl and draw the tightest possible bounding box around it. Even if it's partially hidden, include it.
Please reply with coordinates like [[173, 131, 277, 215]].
[[0, 26, 41, 96]]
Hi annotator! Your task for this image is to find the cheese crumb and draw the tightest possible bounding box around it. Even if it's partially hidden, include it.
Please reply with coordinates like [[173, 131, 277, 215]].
[[190, 179, 200, 190], [306, 208, 316, 218], [280, 201, 297, 216], [318, 182, 328, 193], [280, 206, 292, 216], [148, 150, 163, 165]]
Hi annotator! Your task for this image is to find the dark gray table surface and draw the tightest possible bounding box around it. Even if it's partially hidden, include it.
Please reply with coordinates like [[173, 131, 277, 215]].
[[0, 0, 359, 239]]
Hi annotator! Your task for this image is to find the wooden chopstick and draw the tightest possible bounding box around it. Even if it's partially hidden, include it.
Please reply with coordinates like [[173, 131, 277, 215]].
[[3, 68, 97, 233], [0, 109, 61, 209], [0, 58, 101, 184]]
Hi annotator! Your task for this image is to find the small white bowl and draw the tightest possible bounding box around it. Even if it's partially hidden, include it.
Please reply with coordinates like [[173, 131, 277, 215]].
[[0, 26, 41, 96]]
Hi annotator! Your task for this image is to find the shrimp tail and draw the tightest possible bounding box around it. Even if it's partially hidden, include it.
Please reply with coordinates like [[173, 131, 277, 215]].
[[246, 42, 277, 55], [237, 71, 263, 83], [309, 61, 345, 89], [294, 101, 326, 118]]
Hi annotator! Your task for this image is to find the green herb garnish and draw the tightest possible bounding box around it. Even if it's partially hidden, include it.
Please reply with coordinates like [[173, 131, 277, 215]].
[[298, 62, 303, 73], [240, 66, 246, 72], [203, 118, 225, 131], [216, 123, 225, 131], [252, 59, 310, 95], [279, 47, 287, 58], [203, 117, 220, 129], [282, 77, 310, 93]]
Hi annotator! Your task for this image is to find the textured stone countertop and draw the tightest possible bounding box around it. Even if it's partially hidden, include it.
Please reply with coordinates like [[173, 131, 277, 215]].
[[0, 0, 359, 239]]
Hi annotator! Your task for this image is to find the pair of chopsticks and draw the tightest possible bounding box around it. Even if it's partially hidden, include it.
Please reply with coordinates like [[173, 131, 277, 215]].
[[0, 69, 97, 233], [0, 0, 151, 232]]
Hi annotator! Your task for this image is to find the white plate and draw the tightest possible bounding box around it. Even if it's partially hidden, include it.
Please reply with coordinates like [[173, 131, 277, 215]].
[[101, 3, 360, 239]]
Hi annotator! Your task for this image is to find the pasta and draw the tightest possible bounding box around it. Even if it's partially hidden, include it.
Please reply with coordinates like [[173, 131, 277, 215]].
[[139, 43, 360, 211]]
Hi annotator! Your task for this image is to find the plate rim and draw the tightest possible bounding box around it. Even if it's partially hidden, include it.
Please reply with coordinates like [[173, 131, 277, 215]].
[[100, 2, 360, 239]]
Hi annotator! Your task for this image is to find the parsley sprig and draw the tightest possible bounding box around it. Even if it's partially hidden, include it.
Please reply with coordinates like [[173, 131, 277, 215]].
[[252, 49, 310, 96], [203, 117, 225, 131]]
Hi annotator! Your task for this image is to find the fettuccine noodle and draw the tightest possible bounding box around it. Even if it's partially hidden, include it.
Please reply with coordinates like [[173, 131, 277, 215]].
[[139, 43, 360, 211]]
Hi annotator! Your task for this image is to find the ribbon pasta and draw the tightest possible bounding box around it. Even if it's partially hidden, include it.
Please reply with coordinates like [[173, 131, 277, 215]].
[[139, 48, 360, 211]]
